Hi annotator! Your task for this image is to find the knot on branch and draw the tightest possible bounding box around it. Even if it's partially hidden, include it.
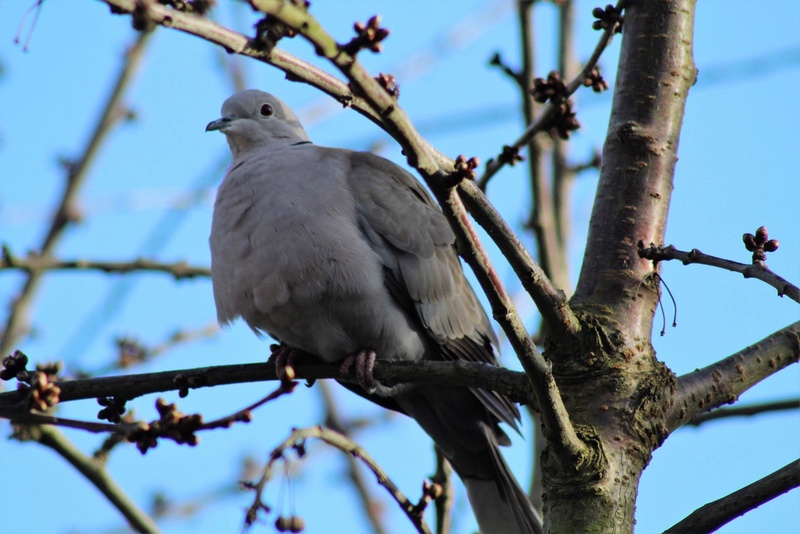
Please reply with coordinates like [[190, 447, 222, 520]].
[[342, 15, 389, 55], [128, 398, 203, 454], [582, 66, 609, 93], [157, 0, 215, 15], [375, 72, 400, 99], [592, 4, 624, 32], [743, 226, 780, 267]]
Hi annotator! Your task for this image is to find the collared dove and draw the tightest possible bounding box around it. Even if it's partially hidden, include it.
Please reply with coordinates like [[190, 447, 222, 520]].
[[207, 90, 541, 534]]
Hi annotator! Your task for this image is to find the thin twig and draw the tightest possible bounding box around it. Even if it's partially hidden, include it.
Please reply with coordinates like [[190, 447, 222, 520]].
[[664, 459, 800, 533], [432, 446, 453, 534], [1, 247, 211, 280], [684, 398, 799, 427], [249, 426, 433, 534], [638, 243, 800, 303], [0, 30, 153, 356], [476, 0, 623, 188]]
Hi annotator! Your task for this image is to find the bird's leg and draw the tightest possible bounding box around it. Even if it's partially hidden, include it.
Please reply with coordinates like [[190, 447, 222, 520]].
[[340, 350, 377, 393]]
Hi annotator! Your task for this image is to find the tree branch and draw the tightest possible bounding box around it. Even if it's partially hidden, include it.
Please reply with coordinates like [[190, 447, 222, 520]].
[[318, 381, 389, 534], [638, 243, 800, 304], [1, 247, 211, 280], [476, 0, 622, 189], [667, 321, 800, 432], [683, 398, 800, 427], [0, 359, 534, 409], [0, 29, 153, 356], [664, 459, 800, 534], [248, 426, 433, 534], [24, 424, 160, 533]]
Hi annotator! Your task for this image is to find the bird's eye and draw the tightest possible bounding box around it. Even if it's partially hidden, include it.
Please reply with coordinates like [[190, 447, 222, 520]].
[[260, 104, 274, 117]]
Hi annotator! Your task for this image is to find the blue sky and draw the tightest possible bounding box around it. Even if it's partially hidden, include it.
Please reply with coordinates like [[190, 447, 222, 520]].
[[1, 1, 798, 533]]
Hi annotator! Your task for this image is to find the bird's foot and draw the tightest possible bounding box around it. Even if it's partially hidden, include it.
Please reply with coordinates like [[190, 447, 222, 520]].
[[340, 350, 377, 393], [340, 350, 400, 397], [271, 344, 301, 385]]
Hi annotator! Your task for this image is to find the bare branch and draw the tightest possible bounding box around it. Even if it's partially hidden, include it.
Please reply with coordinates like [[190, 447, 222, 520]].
[[476, 0, 623, 188], [0, 29, 153, 356], [318, 381, 389, 534], [638, 243, 800, 304], [1, 247, 211, 280], [247, 426, 433, 534], [0, 359, 535, 410], [664, 459, 800, 533], [683, 398, 800, 427], [667, 321, 800, 432], [20, 424, 160, 533]]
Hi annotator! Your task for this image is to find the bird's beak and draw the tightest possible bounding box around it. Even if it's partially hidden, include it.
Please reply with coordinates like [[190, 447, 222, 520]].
[[206, 116, 234, 132]]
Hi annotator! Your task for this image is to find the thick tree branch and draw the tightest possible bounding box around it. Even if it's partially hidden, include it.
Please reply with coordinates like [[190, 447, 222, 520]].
[[572, 0, 696, 325], [0, 29, 152, 356], [638, 243, 800, 304], [667, 321, 800, 432], [1, 247, 211, 280], [664, 459, 800, 534]]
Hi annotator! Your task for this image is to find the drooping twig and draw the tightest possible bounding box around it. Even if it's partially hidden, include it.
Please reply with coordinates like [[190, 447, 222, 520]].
[[247, 426, 433, 534], [664, 459, 800, 533], [638, 242, 799, 303], [0, 30, 153, 357]]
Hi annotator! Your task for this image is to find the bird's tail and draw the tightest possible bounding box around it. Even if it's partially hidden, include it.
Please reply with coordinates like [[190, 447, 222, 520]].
[[461, 426, 543, 534]]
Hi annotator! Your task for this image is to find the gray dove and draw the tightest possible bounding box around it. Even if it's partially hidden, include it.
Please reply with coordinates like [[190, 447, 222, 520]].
[[207, 90, 541, 534]]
